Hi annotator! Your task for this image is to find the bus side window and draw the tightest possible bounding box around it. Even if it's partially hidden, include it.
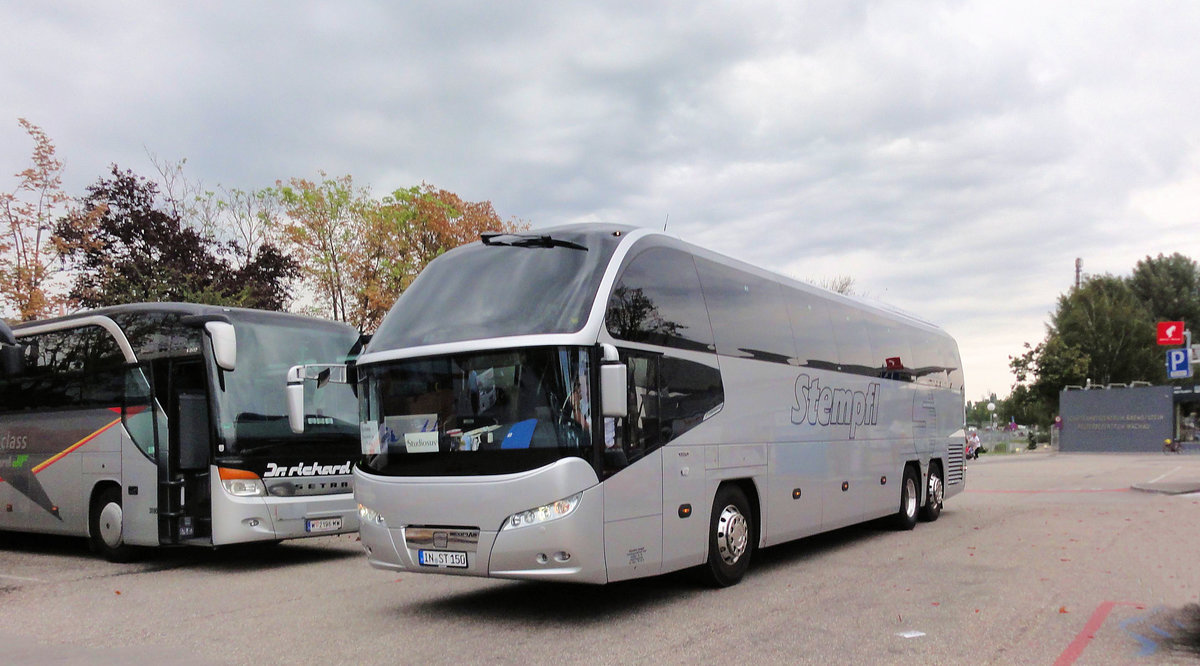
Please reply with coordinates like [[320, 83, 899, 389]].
[[627, 354, 660, 458], [695, 257, 795, 363], [785, 292, 839, 370], [0, 345, 23, 411], [605, 247, 715, 353], [603, 245, 724, 477], [608, 351, 723, 476], [828, 304, 873, 374], [79, 326, 126, 408], [123, 367, 160, 458]]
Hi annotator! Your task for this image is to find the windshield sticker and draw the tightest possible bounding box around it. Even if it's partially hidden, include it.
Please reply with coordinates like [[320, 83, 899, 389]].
[[383, 414, 439, 454], [469, 368, 497, 414], [405, 431, 439, 454], [360, 421, 381, 455]]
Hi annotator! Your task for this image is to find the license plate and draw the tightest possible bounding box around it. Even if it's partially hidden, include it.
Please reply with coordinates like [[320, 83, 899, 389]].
[[419, 549, 468, 568], [305, 517, 342, 533]]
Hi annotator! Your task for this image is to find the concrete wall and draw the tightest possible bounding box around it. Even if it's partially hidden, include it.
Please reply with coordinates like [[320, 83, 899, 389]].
[[1059, 385, 1174, 452]]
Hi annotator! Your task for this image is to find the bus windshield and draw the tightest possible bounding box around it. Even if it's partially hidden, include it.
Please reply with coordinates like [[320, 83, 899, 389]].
[[360, 347, 593, 477], [369, 227, 626, 350], [214, 315, 360, 454]]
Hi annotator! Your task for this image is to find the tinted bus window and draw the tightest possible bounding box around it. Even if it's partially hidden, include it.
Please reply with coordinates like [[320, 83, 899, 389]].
[[606, 247, 715, 353], [827, 303, 873, 373], [372, 229, 623, 349], [905, 327, 962, 389], [695, 258, 795, 363], [785, 290, 839, 370], [864, 313, 914, 382], [110, 312, 202, 359], [3, 326, 125, 412]]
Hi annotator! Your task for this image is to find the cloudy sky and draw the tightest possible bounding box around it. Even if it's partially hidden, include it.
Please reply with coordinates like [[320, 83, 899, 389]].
[[4, 1, 1200, 399]]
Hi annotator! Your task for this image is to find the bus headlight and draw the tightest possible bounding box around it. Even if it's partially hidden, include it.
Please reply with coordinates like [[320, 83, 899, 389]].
[[358, 503, 385, 526], [218, 467, 267, 497], [503, 492, 583, 530]]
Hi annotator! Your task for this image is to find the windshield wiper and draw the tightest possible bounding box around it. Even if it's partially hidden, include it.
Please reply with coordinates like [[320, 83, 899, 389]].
[[480, 233, 587, 251]]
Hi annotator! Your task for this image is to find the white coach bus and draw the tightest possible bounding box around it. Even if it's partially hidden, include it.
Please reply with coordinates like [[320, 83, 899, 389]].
[[298, 225, 964, 586], [0, 303, 362, 561]]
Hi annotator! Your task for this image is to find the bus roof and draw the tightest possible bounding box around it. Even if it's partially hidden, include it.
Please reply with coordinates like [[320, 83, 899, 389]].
[[12, 302, 354, 333]]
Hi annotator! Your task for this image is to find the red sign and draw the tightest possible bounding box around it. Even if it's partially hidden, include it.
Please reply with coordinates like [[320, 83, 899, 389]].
[[1157, 321, 1185, 345]]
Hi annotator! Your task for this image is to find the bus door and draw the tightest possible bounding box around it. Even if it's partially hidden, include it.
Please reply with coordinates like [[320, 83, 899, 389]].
[[602, 352, 664, 582], [119, 365, 166, 547], [153, 360, 213, 544]]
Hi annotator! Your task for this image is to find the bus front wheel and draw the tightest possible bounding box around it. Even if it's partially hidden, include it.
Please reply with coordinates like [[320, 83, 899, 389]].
[[702, 484, 754, 587], [89, 486, 138, 562], [894, 466, 919, 531]]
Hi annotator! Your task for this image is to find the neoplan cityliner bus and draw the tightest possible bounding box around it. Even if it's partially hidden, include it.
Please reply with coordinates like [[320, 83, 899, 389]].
[[0, 303, 362, 561], [291, 224, 965, 586]]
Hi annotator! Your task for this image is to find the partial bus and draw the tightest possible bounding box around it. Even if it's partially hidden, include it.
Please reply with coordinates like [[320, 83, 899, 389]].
[[297, 224, 964, 586], [0, 303, 362, 561]]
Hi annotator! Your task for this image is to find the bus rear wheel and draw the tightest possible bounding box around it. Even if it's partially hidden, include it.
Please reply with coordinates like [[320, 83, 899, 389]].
[[702, 484, 754, 587], [920, 463, 944, 522], [89, 487, 138, 563], [893, 466, 919, 531]]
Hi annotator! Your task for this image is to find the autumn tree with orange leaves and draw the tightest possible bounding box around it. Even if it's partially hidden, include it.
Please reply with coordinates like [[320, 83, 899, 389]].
[[277, 177, 523, 332], [1, 119, 71, 320]]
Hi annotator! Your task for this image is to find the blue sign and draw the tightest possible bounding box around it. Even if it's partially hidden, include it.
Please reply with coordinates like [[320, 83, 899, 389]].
[[1167, 348, 1192, 379]]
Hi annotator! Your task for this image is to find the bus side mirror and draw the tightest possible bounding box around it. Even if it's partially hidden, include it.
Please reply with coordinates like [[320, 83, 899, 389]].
[[287, 366, 306, 434], [599, 344, 626, 418], [0, 319, 15, 347], [205, 322, 237, 371], [286, 363, 350, 434]]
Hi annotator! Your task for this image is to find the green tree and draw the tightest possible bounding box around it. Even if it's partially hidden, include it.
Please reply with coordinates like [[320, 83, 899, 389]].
[[1, 119, 70, 320], [276, 177, 524, 332], [965, 394, 999, 428], [1128, 252, 1200, 328], [1010, 272, 1163, 426], [276, 174, 369, 326], [1053, 274, 1159, 386]]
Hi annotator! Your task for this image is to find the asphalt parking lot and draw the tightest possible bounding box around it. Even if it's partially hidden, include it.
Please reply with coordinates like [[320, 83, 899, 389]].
[[2, 450, 1199, 665]]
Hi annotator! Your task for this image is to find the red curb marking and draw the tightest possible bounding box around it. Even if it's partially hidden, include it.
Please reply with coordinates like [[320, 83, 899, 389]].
[[966, 489, 1131, 494], [1053, 601, 1143, 666]]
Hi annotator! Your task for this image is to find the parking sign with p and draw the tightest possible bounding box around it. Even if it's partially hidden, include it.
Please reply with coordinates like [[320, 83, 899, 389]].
[[1167, 348, 1192, 379]]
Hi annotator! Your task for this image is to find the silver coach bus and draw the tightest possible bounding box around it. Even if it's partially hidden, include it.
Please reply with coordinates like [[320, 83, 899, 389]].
[[295, 225, 965, 586], [0, 303, 362, 561]]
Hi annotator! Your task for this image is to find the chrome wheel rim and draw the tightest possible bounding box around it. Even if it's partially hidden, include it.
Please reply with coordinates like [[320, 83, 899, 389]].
[[716, 504, 749, 565], [903, 477, 918, 519], [928, 474, 944, 509]]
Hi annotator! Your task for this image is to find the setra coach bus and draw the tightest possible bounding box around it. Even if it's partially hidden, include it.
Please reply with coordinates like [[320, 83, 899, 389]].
[[0, 303, 362, 560], [291, 224, 965, 586]]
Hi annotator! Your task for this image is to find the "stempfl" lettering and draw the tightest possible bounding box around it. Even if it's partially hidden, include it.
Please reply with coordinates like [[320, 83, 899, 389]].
[[790, 374, 880, 439]]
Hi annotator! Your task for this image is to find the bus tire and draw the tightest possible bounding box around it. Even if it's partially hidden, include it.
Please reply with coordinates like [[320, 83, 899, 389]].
[[920, 462, 943, 522], [702, 484, 754, 587], [89, 486, 139, 563], [893, 466, 919, 531]]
